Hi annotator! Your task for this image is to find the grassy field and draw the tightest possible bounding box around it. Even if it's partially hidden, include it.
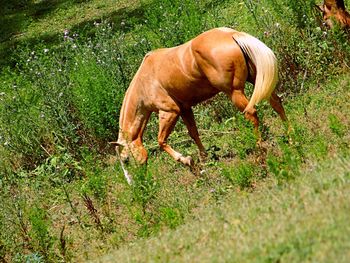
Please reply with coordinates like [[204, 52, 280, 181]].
[[101, 155, 350, 263], [1, 0, 350, 262]]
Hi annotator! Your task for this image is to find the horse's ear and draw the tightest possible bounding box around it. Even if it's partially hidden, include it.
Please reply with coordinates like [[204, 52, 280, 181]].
[[324, 5, 332, 13], [315, 4, 325, 12]]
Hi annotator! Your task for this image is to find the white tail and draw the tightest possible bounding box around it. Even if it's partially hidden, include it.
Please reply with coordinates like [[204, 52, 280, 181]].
[[232, 32, 278, 112]]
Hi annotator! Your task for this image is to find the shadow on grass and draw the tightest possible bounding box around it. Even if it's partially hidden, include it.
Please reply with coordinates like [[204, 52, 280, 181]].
[[0, 0, 229, 68], [0, 0, 146, 68]]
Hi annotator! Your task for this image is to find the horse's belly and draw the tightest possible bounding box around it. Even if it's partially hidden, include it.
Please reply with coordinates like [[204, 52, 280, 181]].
[[167, 80, 219, 107]]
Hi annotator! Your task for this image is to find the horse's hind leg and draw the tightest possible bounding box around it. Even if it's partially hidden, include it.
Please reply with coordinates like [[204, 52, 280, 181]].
[[231, 89, 260, 131], [269, 91, 287, 121], [158, 110, 193, 166], [181, 108, 207, 160]]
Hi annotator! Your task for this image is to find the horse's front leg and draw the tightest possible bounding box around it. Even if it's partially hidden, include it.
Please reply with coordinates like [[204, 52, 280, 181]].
[[158, 110, 194, 166], [181, 108, 207, 161]]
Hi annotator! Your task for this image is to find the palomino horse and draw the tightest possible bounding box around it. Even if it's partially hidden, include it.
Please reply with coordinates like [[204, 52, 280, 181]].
[[116, 27, 287, 183]]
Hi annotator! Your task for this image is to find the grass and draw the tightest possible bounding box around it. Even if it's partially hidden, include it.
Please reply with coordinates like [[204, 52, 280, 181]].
[[0, 0, 142, 66], [0, 0, 350, 262], [100, 156, 350, 263]]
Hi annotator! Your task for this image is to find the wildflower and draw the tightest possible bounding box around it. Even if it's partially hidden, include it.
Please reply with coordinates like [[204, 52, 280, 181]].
[[64, 29, 69, 36], [275, 23, 280, 28], [44, 48, 49, 53], [121, 21, 125, 26], [72, 44, 77, 49], [0, 92, 5, 96]]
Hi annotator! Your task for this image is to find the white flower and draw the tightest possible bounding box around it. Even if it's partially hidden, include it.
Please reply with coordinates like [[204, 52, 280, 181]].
[[44, 48, 49, 53]]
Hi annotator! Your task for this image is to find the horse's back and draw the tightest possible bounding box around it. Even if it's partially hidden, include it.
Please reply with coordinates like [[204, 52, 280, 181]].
[[130, 27, 248, 108], [190, 28, 248, 92]]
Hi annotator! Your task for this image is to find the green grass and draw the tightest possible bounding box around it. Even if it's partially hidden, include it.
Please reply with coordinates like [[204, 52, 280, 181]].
[[100, 156, 350, 263], [1, 0, 350, 262], [0, 0, 143, 66]]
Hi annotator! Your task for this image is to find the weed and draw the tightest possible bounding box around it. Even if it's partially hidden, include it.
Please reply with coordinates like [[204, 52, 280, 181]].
[[159, 206, 184, 229], [28, 206, 55, 261], [328, 114, 346, 138], [82, 193, 104, 231], [130, 164, 159, 209], [267, 139, 303, 184], [222, 162, 256, 189]]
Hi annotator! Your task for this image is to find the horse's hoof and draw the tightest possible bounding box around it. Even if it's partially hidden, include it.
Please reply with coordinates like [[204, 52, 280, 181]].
[[199, 151, 208, 163], [181, 156, 194, 167]]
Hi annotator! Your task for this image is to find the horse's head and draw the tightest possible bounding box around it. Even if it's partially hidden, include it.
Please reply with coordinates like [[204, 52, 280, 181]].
[[113, 140, 148, 165], [317, 1, 350, 29]]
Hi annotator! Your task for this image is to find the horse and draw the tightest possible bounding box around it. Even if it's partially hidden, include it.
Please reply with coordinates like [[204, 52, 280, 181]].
[[115, 27, 287, 183]]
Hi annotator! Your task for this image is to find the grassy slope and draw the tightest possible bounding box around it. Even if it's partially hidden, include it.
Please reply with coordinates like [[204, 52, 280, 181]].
[[99, 75, 350, 262], [1, 1, 350, 262], [101, 157, 350, 263]]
